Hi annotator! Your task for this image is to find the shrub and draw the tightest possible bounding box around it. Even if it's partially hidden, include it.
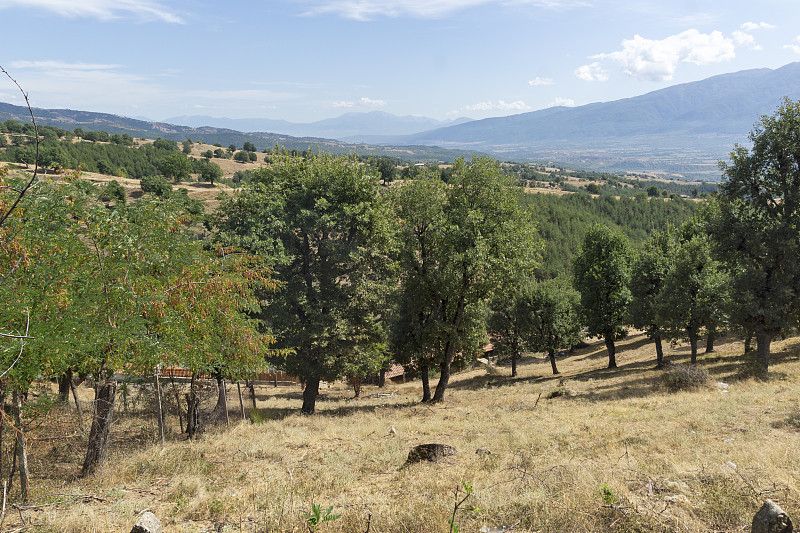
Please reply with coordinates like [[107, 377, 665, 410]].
[[660, 362, 710, 392], [140, 175, 172, 197]]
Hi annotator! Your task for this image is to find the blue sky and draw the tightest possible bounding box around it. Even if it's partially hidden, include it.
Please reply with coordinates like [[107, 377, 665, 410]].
[[1, 0, 799, 124]]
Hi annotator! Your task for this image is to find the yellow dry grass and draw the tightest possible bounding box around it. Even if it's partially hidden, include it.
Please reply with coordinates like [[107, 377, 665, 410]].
[[7, 333, 800, 532]]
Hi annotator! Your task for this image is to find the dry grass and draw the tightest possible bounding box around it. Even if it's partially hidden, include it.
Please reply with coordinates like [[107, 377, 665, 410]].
[[8, 332, 800, 532]]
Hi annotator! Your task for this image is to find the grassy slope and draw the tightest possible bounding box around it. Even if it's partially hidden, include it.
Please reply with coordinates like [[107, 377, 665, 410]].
[[12, 332, 800, 532]]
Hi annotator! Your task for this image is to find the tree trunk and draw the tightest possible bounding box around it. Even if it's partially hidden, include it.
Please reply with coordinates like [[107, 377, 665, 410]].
[[432, 339, 456, 402], [69, 376, 83, 421], [170, 374, 183, 434], [213, 371, 229, 425], [548, 350, 559, 375], [744, 329, 754, 354], [58, 368, 72, 403], [352, 377, 361, 398], [654, 334, 664, 368], [12, 390, 27, 502], [185, 374, 199, 439], [80, 380, 116, 477], [154, 370, 164, 446], [378, 368, 386, 388], [420, 365, 431, 403], [237, 381, 246, 421], [0, 382, 4, 484], [689, 332, 698, 364], [604, 335, 617, 369], [755, 330, 773, 377], [705, 330, 716, 353], [248, 380, 257, 411], [511, 351, 518, 377], [301, 376, 320, 415]]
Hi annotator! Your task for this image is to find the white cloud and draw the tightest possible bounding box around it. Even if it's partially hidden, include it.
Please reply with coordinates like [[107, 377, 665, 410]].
[[359, 96, 386, 107], [528, 77, 554, 86], [461, 100, 531, 112], [574, 62, 608, 82], [785, 36, 800, 55], [548, 97, 574, 107], [10, 60, 121, 71], [0, 0, 184, 23], [594, 29, 736, 82], [332, 97, 386, 108], [741, 21, 775, 31], [301, 0, 588, 21]]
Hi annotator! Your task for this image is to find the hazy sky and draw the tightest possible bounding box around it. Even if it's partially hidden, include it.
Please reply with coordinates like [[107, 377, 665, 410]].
[[1, 0, 799, 123]]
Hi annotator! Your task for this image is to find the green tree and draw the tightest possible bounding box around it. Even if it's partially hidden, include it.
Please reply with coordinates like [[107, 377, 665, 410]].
[[393, 158, 540, 402], [243, 141, 257, 152], [100, 179, 126, 206], [705, 99, 800, 374], [573, 224, 633, 368], [182, 139, 193, 154], [233, 150, 250, 163], [520, 279, 582, 375], [153, 137, 178, 151], [160, 152, 192, 181], [140, 175, 173, 197], [629, 227, 676, 367], [214, 154, 394, 414], [657, 235, 728, 363], [198, 160, 223, 185], [373, 157, 397, 183]]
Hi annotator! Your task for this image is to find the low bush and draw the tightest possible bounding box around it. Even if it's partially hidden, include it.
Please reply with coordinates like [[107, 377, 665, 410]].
[[660, 362, 710, 391]]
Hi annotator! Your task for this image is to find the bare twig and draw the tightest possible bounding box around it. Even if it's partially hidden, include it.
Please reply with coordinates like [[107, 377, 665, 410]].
[[0, 256, 23, 290], [0, 65, 40, 229], [0, 308, 30, 380]]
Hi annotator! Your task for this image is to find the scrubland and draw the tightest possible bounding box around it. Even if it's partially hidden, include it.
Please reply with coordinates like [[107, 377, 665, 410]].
[[10, 333, 800, 532]]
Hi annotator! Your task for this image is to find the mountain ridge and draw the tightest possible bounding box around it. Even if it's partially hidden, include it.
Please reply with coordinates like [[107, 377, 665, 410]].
[[161, 110, 473, 140]]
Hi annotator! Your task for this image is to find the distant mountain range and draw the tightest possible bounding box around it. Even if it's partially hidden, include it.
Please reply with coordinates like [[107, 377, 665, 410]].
[[393, 62, 800, 179], [162, 111, 473, 142], [0, 103, 482, 163], [3, 63, 800, 179]]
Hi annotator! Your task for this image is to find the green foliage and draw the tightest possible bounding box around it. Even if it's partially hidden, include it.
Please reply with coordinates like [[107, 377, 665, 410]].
[[449, 480, 480, 533], [599, 484, 618, 505], [303, 503, 341, 531], [160, 152, 192, 181], [233, 150, 250, 163], [181, 139, 193, 154], [153, 137, 179, 151], [573, 224, 633, 367], [140, 175, 173, 197], [657, 233, 728, 361], [242, 141, 257, 152], [197, 160, 223, 185], [100, 179, 126, 206], [214, 154, 394, 413], [707, 98, 800, 372], [521, 192, 695, 280], [518, 279, 582, 375], [629, 226, 677, 364], [392, 158, 541, 401]]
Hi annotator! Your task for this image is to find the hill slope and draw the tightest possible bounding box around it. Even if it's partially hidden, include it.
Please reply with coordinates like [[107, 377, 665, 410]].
[[401, 62, 800, 179]]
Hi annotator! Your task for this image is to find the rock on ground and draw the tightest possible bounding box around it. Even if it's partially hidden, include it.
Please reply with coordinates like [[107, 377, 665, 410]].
[[752, 500, 792, 533], [406, 443, 457, 464], [130, 511, 162, 533]]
